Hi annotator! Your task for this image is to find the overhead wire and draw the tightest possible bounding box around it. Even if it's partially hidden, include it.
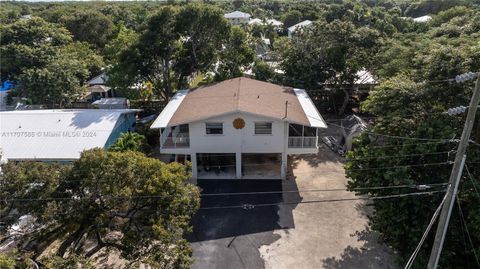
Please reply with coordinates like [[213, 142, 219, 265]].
[[464, 164, 480, 200], [404, 190, 449, 269], [198, 190, 446, 210], [1, 178, 449, 203], [456, 195, 480, 267]]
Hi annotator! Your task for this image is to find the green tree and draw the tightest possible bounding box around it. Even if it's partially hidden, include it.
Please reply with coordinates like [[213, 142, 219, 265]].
[[17, 54, 89, 106], [216, 26, 255, 80], [61, 10, 115, 49], [0, 149, 200, 268], [173, 4, 230, 87], [282, 20, 382, 114], [109, 132, 146, 152], [282, 9, 302, 28], [1, 17, 104, 106], [104, 24, 139, 65], [347, 46, 480, 269], [109, 6, 179, 100], [110, 4, 229, 100], [253, 60, 275, 82], [0, 17, 72, 81]]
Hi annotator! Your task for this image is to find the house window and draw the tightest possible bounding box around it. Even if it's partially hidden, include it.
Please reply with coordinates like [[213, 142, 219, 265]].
[[206, 122, 223, 135], [255, 122, 272, 135]]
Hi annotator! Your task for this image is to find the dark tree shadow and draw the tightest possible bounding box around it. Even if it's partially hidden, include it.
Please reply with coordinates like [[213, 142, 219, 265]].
[[69, 110, 118, 128], [322, 227, 399, 269], [189, 177, 302, 242]]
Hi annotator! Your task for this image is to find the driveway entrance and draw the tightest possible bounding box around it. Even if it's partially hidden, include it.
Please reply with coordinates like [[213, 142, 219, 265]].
[[189, 146, 398, 269]]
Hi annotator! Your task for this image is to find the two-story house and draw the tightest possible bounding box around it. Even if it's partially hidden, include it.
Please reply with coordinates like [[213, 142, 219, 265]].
[[150, 77, 327, 182]]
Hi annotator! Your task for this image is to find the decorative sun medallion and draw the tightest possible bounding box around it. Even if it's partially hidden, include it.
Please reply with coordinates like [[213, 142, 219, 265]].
[[233, 118, 245, 129]]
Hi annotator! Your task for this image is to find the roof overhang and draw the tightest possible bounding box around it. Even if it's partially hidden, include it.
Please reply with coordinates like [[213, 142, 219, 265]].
[[150, 90, 188, 128], [293, 88, 327, 128]]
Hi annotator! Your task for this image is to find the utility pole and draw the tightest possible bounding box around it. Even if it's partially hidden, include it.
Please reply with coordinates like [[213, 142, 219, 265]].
[[427, 74, 480, 268]]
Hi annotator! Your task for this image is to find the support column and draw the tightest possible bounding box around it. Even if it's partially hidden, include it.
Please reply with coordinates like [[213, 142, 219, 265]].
[[236, 152, 242, 179], [281, 152, 287, 180], [191, 153, 197, 185]]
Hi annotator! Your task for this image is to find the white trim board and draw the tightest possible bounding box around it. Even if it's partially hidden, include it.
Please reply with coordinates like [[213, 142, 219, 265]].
[[150, 90, 189, 128], [293, 88, 327, 128]]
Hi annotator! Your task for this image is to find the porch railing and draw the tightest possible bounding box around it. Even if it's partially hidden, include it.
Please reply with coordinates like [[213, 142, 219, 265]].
[[288, 136, 317, 148], [160, 127, 190, 148], [162, 136, 190, 148]]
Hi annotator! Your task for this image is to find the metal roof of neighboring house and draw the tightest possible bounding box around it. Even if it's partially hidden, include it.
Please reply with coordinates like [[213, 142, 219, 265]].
[[248, 18, 263, 25], [268, 19, 283, 26], [413, 15, 432, 22], [87, 72, 108, 86], [0, 109, 139, 161], [288, 20, 312, 32], [249, 18, 283, 26], [92, 98, 128, 105], [88, 85, 111, 93], [151, 77, 326, 129], [224, 11, 251, 19]]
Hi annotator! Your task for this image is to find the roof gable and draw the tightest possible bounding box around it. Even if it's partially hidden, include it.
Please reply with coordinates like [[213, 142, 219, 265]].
[[224, 11, 251, 19], [151, 77, 326, 128]]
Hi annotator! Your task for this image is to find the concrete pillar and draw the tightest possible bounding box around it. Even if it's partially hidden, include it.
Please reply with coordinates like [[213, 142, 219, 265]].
[[236, 152, 242, 179], [281, 152, 287, 180], [191, 153, 197, 185]]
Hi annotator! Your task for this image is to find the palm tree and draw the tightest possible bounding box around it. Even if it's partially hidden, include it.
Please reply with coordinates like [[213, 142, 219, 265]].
[[109, 132, 145, 152]]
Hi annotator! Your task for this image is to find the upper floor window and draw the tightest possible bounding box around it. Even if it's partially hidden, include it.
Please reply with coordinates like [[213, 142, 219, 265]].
[[255, 122, 272, 135], [206, 122, 223, 135]]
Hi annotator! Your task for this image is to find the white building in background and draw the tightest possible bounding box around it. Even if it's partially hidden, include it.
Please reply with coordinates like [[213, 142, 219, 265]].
[[150, 77, 327, 182], [0, 109, 139, 162], [249, 18, 283, 29], [224, 11, 251, 25], [413, 15, 432, 23], [287, 20, 313, 38]]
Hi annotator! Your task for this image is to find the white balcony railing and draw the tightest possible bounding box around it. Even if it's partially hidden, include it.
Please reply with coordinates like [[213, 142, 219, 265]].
[[288, 136, 317, 148], [162, 136, 190, 148], [160, 126, 190, 149]]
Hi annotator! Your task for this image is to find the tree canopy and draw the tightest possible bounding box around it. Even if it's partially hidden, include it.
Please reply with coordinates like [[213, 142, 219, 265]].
[[0, 17, 103, 106], [0, 149, 200, 268]]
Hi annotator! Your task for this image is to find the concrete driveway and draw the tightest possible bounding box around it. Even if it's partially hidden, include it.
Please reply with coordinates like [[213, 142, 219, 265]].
[[189, 147, 398, 269]]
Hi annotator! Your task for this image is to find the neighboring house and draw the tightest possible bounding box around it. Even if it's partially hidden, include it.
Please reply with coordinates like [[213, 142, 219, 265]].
[[150, 77, 327, 181], [249, 18, 283, 29], [413, 15, 432, 23], [86, 72, 115, 102], [93, 97, 129, 109], [224, 11, 251, 25], [288, 20, 312, 38], [0, 109, 139, 162]]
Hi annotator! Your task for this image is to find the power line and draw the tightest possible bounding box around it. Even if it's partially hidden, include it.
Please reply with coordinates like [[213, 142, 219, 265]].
[[346, 161, 452, 172], [404, 191, 448, 269], [346, 151, 454, 161], [198, 190, 446, 210], [464, 164, 480, 200], [324, 120, 457, 142], [456, 195, 480, 267], [358, 141, 458, 150], [200, 183, 448, 197], [1, 181, 448, 201]]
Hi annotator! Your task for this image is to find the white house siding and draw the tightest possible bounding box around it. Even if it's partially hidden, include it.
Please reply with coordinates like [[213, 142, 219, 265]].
[[189, 112, 285, 153], [160, 112, 321, 181]]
